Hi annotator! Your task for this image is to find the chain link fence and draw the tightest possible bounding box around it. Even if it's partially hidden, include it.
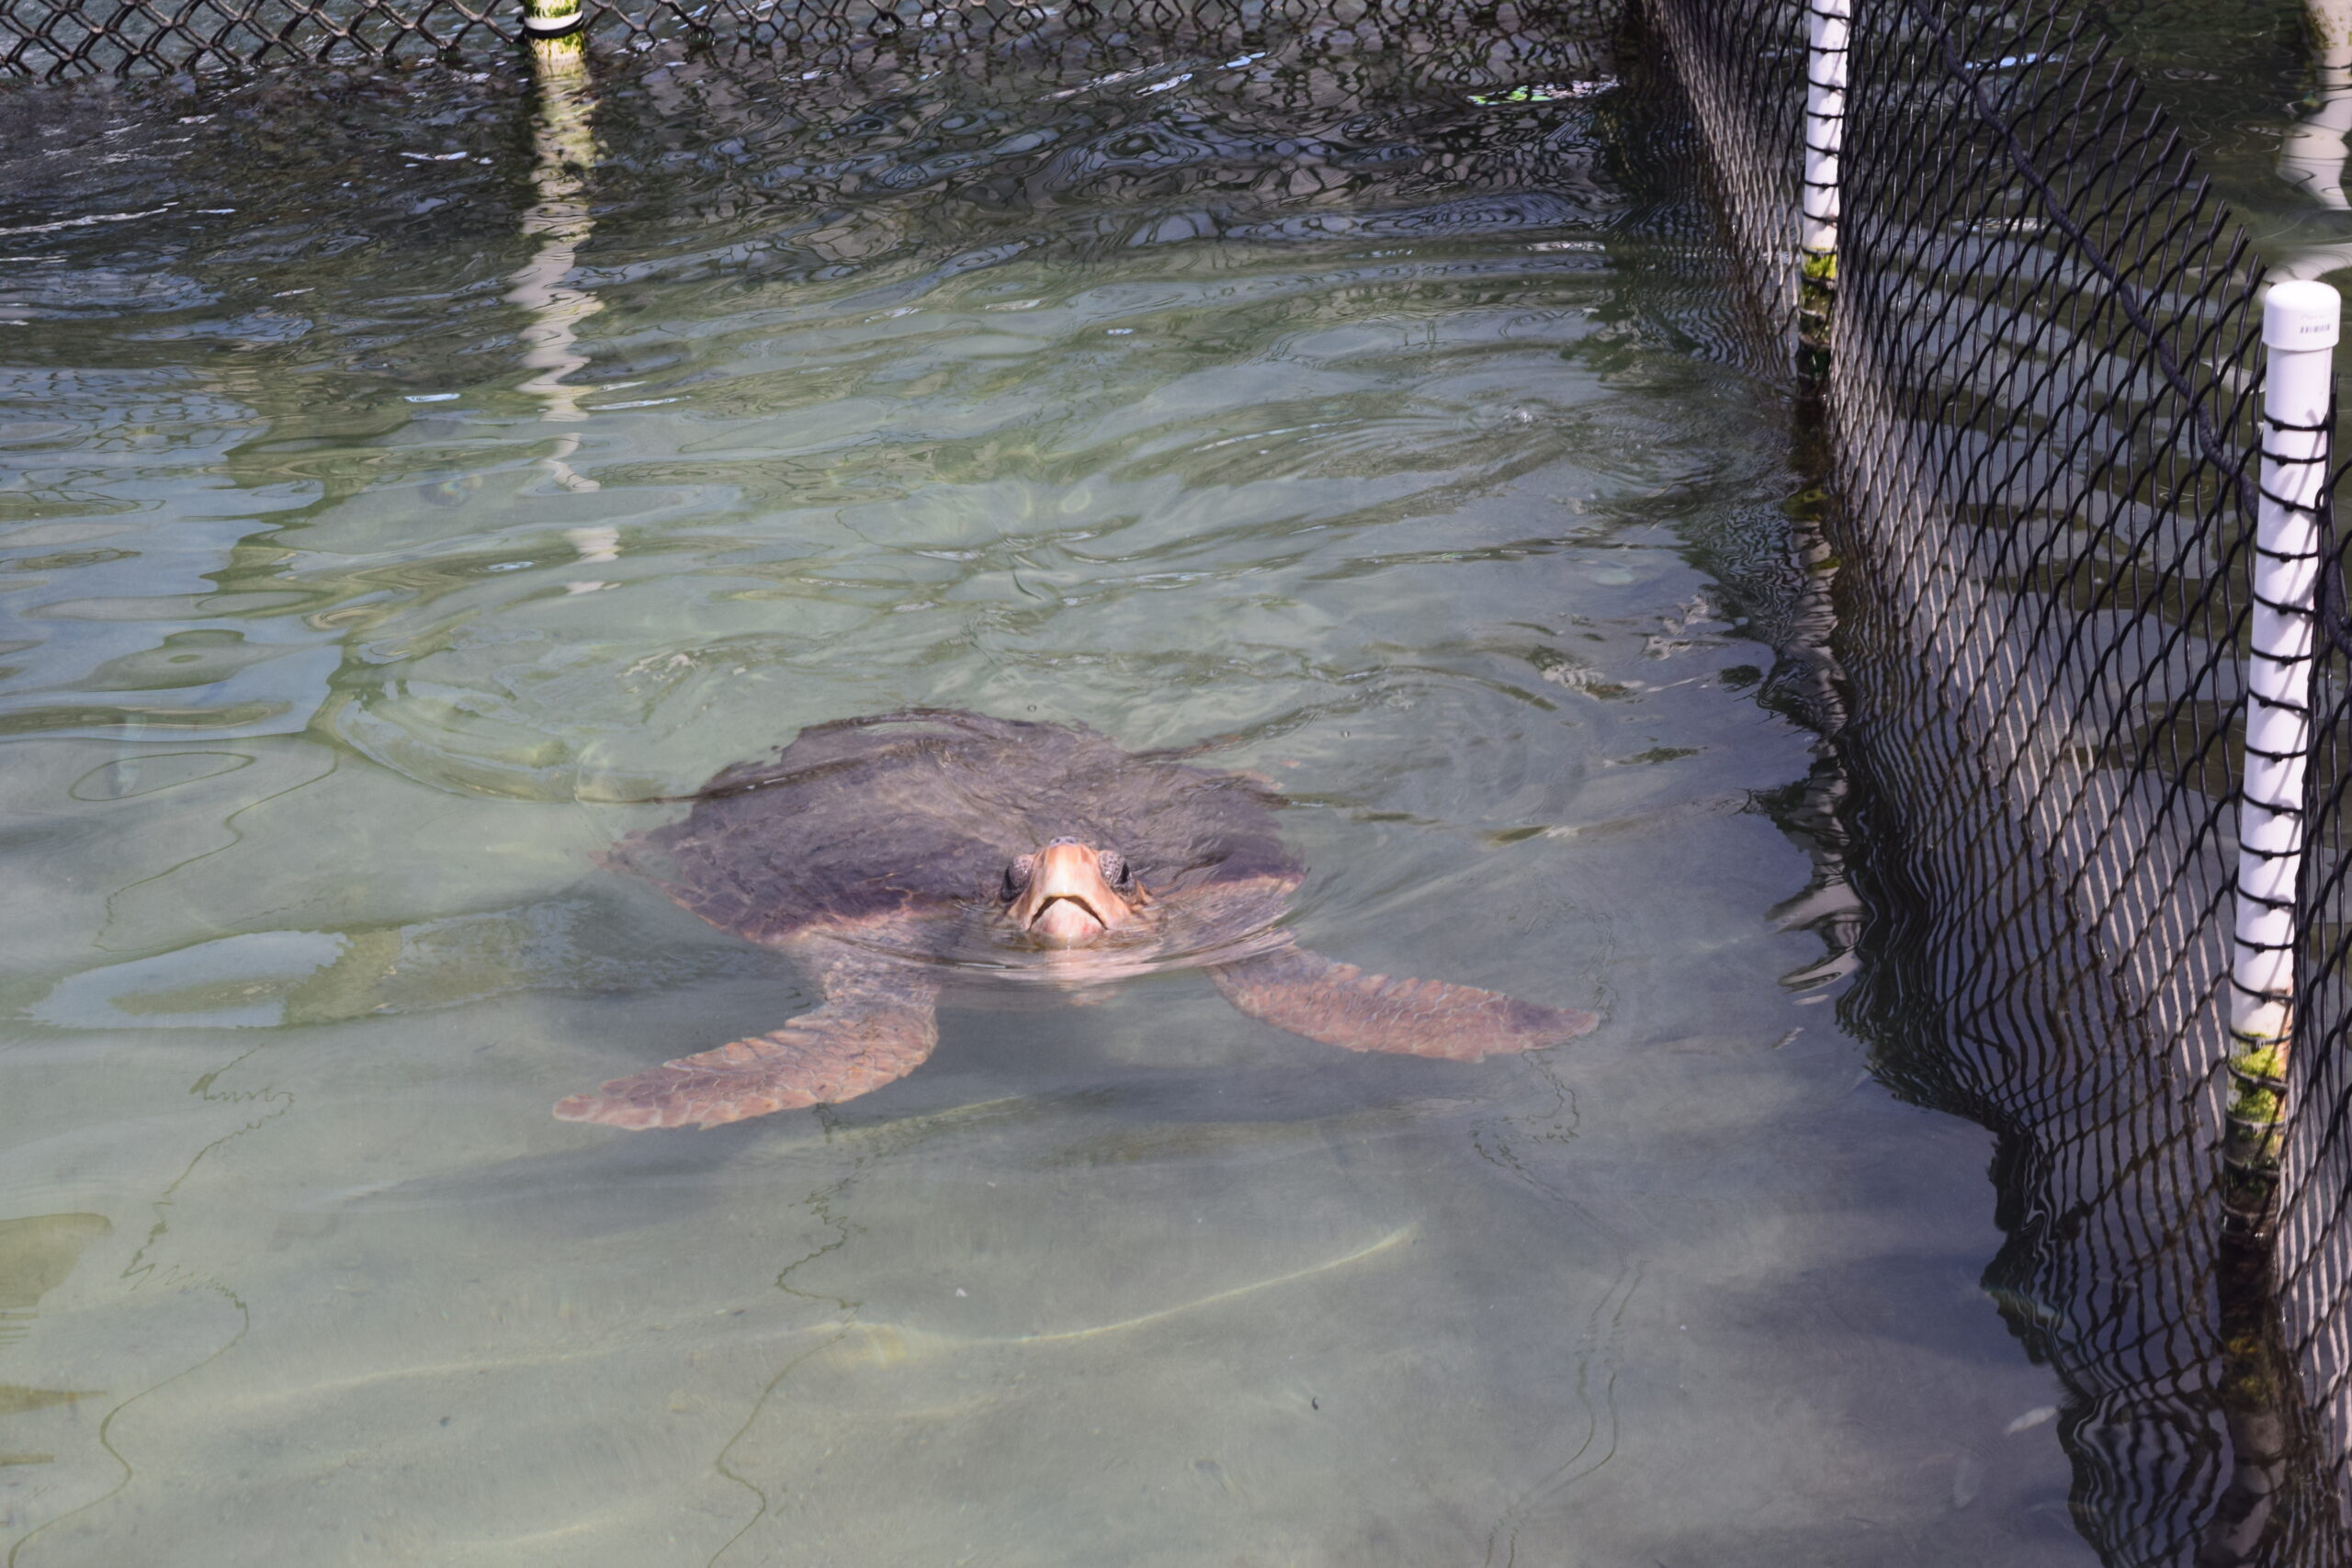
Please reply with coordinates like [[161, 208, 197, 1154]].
[[1651, 0, 2352, 1555], [0, 0, 1610, 81], [2290, 313, 2352, 1557], [0, 0, 1187, 79], [1641, 0, 1803, 377], [1830, 5, 2279, 1550]]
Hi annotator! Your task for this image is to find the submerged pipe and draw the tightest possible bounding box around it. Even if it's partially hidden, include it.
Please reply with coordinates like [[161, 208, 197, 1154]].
[[2274, 1, 2352, 282], [522, 0, 584, 45], [2283, 0, 2352, 210]]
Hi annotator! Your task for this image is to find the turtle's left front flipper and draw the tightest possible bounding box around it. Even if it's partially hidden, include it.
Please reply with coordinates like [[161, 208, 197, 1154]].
[[1208, 942, 1596, 1060]]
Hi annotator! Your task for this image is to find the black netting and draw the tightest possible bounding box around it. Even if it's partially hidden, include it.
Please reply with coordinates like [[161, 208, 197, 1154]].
[[0, 0, 1623, 80], [1832, 6, 2272, 1552], [1639, 0, 1804, 375], [2294, 427, 2352, 1533], [3, 0, 511, 74], [1652, 0, 2352, 1558]]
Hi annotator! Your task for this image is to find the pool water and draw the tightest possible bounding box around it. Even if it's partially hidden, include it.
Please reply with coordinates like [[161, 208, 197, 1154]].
[[0, 17, 2092, 1564], [2102, 0, 2352, 276]]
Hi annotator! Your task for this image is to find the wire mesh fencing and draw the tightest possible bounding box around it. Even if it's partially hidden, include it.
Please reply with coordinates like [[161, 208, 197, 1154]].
[[0, 0, 1119, 78], [1639, 0, 1804, 376], [1648, 0, 2352, 1557], [0, 0, 1619, 81], [2291, 367, 2352, 1551], [1832, 6, 2273, 1554]]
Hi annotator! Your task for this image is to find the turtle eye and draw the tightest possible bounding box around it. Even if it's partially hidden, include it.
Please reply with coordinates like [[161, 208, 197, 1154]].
[[1002, 854, 1035, 901], [1098, 850, 1132, 888]]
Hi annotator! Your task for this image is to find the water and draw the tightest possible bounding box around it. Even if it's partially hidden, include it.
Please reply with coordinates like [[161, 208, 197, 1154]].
[[0, 20, 2092, 1564], [2103, 0, 2352, 272]]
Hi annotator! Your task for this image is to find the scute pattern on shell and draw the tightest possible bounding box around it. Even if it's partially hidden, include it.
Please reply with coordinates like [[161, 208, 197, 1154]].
[[604, 709, 1301, 947]]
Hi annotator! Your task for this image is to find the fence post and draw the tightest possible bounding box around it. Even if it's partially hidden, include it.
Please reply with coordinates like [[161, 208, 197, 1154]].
[[2227, 278, 2338, 1240], [1797, 0, 1849, 383], [522, 0, 584, 51]]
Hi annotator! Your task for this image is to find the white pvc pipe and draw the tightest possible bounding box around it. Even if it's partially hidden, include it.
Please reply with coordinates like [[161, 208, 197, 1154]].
[[2312, 0, 2352, 57], [523, 0, 582, 36], [2235, 280, 2340, 1050], [1801, 0, 1849, 261]]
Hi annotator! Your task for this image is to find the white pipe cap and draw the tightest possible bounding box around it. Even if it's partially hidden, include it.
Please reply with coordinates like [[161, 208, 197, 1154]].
[[2265, 278, 2342, 349]]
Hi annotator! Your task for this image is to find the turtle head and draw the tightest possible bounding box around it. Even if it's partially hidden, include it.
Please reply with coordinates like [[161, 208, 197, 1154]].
[[1001, 837, 1149, 948]]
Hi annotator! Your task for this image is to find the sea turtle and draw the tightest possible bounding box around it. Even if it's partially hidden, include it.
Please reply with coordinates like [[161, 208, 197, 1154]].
[[556, 709, 1598, 1129]]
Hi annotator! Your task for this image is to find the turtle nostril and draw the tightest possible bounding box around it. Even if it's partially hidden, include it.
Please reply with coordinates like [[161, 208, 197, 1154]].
[[1047, 835, 1080, 847]]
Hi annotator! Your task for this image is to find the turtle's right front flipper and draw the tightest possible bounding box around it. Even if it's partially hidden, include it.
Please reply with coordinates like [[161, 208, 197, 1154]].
[[555, 930, 942, 1130]]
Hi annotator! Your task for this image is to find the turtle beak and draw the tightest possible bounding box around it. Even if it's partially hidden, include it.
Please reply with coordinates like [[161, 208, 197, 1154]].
[[1008, 840, 1137, 949]]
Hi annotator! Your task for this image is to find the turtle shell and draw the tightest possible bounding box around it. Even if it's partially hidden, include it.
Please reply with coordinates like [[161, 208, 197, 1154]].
[[605, 709, 1300, 949]]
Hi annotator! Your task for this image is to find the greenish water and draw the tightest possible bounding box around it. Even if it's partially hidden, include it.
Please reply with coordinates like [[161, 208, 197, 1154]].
[[2102, 0, 2352, 273], [0, 25, 2090, 1565]]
